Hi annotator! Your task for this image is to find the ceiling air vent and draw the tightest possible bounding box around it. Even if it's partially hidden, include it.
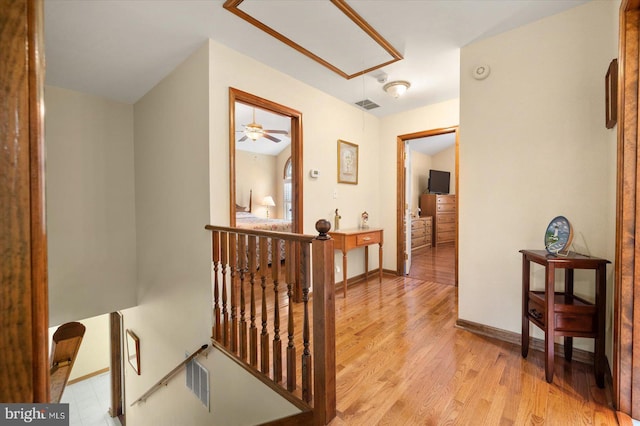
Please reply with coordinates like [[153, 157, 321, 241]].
[[355, 99, 380, 110]]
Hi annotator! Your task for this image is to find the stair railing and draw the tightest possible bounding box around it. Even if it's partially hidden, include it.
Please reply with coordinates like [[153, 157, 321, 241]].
[[205, 219, 336, 425]]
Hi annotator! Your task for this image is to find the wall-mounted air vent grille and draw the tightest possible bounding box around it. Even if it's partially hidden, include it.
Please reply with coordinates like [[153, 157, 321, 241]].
[[186, 356, 209, 410], [355, 99, 380, 110]]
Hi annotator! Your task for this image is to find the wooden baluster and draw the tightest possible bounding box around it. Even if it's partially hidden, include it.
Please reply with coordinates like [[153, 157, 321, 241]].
[[272, 238, 282, 383], [229, 233, 238, 353], [221, 232, 229, 347], [212, 231, 221, 341], [248, 235, 258, 367], [239, 234, 248, 361], [301, 241, 312, 403], [260, 237, 270, 375], [285, 239, 297, 391]]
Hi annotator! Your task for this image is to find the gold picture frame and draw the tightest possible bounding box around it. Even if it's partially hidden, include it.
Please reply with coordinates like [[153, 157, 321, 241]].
[[337, 139, 358, 184], [126, 329, 141, 375]]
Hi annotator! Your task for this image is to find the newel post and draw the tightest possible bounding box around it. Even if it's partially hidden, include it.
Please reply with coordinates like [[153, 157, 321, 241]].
[[312, 219, 336, 425]]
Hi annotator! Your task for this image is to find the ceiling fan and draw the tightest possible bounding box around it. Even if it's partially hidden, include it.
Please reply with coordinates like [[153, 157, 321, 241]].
[[237, 108, 289, 143]]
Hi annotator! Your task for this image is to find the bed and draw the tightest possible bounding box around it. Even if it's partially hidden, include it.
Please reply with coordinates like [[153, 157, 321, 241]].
[[235, 191, 291, 262], [236, 211, 292, 232]]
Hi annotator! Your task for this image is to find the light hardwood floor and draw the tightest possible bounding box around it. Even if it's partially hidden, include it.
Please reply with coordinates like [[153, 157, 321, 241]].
[[328, 244, 617, 425]]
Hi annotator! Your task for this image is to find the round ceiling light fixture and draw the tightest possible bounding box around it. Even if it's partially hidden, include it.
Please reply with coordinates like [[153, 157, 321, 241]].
[[383, 80, 411, 98]]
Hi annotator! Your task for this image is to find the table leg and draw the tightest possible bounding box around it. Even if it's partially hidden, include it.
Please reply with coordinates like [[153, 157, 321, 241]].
[[378, 242, 383, 282], [521, 254, 530, 358], [564, 337, 573, 362], [564, 269, 574, 361], [545, 263, 555, 383], [342, 251, 347, 298], [595, 264, 606, 388], [364, 245, 369, 282]]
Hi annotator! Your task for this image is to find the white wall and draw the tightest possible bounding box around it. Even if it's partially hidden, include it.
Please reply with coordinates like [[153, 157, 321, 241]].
[[379, 99, 460, 271], [235, 151, 278, 218], [45, 86, 137, 325], [125, 41, 300, 426], [459, 0, 618, 357], [431, 146, 456, 195], [207, 40, 382, 281], [124, 41, 212, 424]]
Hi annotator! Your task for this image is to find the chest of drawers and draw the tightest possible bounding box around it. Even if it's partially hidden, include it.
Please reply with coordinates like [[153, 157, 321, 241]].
[[420, 194, 456, 246], [410, 217, 432, 250]]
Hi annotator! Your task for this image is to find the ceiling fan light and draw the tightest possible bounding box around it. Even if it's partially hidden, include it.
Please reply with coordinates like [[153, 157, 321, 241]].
[[383, 80, 411, 98], [245, 124, 263, 141]]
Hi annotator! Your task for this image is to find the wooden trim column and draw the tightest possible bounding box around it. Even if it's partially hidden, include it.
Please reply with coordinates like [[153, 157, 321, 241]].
[[0, 0, 48, 402], [312, 221, 336, 425], [615, 0, 640, 417], [109, 312, 124, 420]]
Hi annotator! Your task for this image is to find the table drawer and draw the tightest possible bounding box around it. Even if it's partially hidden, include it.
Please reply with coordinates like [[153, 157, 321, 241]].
[[528, 292, 597, 334], [555, 314, 596, 334], [356, 232, 381, 246], [528, 297, 545, 327]]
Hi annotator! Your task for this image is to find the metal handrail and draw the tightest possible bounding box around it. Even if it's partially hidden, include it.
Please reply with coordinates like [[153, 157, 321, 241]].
[[131, 344, 209, 406]]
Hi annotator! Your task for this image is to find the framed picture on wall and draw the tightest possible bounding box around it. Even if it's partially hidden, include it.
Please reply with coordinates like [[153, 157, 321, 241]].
[[126, 329, 141, 375], [337, 139, 358, 184]]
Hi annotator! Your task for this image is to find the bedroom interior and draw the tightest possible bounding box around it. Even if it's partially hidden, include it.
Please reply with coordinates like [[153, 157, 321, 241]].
[[229, 88, 303, 234], [404, 129, 457, 281]]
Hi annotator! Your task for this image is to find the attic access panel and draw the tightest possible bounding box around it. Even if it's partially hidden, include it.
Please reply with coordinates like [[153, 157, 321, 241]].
[[223, 0, 403, 79]]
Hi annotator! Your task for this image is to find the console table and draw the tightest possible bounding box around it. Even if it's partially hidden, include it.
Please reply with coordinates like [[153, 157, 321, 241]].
[[329, 228, 383, 298], [520, 249, 609, 387]]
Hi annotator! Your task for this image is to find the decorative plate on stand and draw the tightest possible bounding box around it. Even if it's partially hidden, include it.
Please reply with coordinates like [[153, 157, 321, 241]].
[[545, 216, 573, 255]]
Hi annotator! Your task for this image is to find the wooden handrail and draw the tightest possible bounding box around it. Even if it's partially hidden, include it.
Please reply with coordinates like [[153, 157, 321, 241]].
[[131, 344, 209, 406]]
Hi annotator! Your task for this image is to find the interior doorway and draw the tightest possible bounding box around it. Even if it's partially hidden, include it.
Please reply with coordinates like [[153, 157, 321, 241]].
[[395, 126, 459, 284]]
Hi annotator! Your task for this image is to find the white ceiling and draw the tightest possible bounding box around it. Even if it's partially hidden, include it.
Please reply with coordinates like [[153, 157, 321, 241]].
[[411, 133, 457, 157], [235, 103, 291, 156], [44, 0, 588, 118]]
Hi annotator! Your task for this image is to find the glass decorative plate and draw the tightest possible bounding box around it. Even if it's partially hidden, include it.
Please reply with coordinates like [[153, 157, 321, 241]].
[[545, 216, 573, 254]]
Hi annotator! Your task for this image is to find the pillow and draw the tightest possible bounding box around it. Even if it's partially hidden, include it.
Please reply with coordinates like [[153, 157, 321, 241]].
[[235, 203, 247, 212], [236, 211, 253, 218]]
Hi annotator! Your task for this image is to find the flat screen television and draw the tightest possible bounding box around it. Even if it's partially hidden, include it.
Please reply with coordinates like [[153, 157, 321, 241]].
[[428, 169, 450, 194]]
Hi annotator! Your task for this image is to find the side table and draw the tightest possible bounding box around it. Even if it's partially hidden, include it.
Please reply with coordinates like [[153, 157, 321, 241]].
[[520, 249, 609, 387], [329, 228, 383, 298]]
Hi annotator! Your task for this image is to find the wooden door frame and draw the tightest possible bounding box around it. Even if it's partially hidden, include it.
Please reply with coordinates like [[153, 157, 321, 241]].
[[396, 126, 459, 284], [615, 0, 640, 419], [109, 312, 124, 422], [0, 0, 48, 402], [228, 88, 303, 234], [228, 88, 304, 301]]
